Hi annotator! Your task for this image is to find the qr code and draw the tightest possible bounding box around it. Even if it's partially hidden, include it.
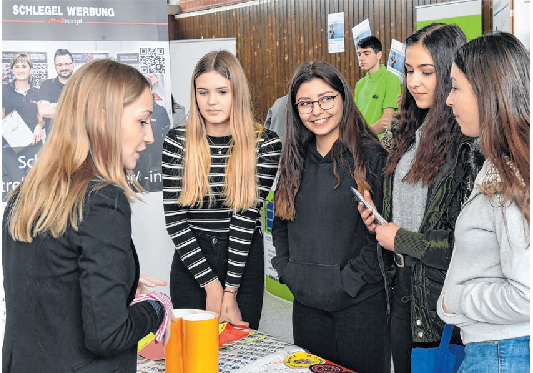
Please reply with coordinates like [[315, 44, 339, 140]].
[[139, 47, 165, 74], [32, 63, 48, 89]]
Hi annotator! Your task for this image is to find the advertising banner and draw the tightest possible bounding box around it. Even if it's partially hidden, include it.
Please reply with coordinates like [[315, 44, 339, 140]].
[[416, 0, 482, 40], [2, 0, 171, 197]]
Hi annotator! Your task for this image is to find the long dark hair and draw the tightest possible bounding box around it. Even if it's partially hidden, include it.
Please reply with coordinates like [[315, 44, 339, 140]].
[[275, 60, 379, 220], [455, 32, 530, 223], [385, 23, 466, 185]]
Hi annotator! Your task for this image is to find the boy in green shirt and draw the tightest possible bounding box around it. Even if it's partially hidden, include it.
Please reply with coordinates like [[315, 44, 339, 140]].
[[354, 36, 402, 138]]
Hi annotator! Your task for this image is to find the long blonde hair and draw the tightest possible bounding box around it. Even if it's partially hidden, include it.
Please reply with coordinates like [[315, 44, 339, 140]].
[[8, 59, 150, 242], [178, 50, 262, 212]]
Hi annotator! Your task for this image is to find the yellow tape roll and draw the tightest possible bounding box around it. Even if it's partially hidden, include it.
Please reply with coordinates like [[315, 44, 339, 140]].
[[164, 309, 197, 373], [182, 311, 219, 373]]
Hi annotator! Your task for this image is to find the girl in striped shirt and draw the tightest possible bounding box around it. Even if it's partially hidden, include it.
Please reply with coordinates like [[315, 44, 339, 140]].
[[162, 50, 281, 329]]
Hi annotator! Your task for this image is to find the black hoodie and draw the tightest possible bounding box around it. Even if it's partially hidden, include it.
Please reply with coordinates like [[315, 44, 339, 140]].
[[272, 139, 387, 312]]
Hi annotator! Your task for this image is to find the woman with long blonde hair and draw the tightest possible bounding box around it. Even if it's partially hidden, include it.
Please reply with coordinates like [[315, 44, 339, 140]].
[[162, 50, 281, 329], [3, 59, 172, 373]]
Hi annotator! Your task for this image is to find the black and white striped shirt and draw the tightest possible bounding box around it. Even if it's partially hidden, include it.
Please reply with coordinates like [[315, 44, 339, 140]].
[[162, 127, 282, 288]]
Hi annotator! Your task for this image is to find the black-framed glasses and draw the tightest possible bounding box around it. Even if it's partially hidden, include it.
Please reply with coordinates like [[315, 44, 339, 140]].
[[295, 93, 340, 114]]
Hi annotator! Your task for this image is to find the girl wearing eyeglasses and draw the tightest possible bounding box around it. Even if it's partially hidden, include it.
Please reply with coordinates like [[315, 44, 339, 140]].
[[272, 61, 389, 373]]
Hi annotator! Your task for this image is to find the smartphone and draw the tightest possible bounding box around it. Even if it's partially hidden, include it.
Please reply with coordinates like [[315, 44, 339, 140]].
[[351, 187, 387, 225]]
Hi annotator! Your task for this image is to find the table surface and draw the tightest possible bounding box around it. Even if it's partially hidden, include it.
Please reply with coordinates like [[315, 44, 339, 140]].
[[136, 328, 351, 373]]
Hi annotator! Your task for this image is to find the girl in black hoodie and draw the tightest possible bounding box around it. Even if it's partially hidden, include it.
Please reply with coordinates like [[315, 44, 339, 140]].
[[272, 61, 389, 373]]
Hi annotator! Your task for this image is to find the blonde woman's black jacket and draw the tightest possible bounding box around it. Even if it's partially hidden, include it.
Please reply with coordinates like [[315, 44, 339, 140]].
[[380, 134, 484, 342], [272, 140, 388, 312], [2, 184, 161, 373]]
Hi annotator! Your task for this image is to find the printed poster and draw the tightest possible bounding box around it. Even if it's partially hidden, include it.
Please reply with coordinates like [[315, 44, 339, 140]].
[[387, 39, 406, 83], [2, 1, 171, 199], [352, 18, 372, 50], [492, 0, 511, 32], [328, 12, 345, 54], [513, 0, 530, 50]]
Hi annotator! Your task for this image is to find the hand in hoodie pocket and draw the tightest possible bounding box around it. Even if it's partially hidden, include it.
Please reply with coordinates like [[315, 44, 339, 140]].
[[283, 259, 352, 312]]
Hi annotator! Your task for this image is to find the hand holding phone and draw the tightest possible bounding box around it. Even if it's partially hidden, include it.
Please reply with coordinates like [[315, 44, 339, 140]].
[[351, 187, 387, 225]]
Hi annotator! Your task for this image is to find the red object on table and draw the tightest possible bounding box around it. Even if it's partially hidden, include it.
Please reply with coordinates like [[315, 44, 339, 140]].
[[218, 323, 252, 347]]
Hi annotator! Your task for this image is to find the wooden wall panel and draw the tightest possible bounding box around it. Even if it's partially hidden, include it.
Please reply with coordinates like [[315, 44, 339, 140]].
[[171, 0, 493, 122]]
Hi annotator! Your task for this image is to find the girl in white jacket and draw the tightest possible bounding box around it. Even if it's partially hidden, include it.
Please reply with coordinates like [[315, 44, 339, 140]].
[[439, 32, 530, 373]]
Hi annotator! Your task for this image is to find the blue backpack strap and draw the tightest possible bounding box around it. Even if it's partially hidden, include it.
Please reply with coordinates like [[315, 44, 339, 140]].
[[439, 324, 455, 349]]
